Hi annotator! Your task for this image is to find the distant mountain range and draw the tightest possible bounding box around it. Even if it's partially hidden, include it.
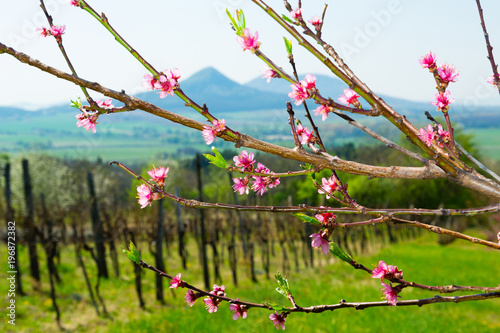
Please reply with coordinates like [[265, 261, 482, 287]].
[[1, 66, 499, 124]]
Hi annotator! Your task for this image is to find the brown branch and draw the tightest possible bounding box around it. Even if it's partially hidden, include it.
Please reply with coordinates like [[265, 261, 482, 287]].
[[390, 217, 500, 249], [294, 292, 500, 313]]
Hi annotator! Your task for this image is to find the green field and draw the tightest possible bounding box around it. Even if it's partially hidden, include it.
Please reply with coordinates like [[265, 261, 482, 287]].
[[2, 231, 499, 333]]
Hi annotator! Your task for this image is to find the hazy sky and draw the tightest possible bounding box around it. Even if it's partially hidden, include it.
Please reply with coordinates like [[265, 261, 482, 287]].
[[1, 0, 500, 110]]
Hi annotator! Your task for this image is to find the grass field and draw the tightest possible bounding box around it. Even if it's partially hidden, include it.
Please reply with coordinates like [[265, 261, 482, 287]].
[[1, 231, 499, 333]]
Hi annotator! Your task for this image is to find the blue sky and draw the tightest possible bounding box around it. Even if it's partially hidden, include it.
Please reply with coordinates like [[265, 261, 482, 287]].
[[1, 0, 500, 109]]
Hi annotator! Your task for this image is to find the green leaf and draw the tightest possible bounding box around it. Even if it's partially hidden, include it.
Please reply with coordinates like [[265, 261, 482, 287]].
[[70, 97, 82, 109], [203, 147, 229, 169], [237, 9, 246, 30], [226, 9, 238, 29], [283, 37, 293, 55], [122, 241, 142, 265], [226, 9, 244, 36], [293, 213, 322, 226], [281, 14, 293, 23], [301, 163, 313, 171], [264, 301, 286, 312], [329, 242, 353, 263], [274, 272, 292, 299]]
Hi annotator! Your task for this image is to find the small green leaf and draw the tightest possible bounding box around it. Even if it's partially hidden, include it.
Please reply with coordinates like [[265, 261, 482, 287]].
[[227, 9, 244, 36], [274, 272, 292, 299], [281, 14, 293, 23], [293, 213, 322, 226], [329, 242, 353, 263], [122, 241, 142, 265], [203, 147, 229, 169], [226, 9, 238, 29], [237, 9, 246, 30], [264, 301, 286, 312], [283, 37, 293, 55], [70, 97, 82, 108], [301, 163, 313, 171]]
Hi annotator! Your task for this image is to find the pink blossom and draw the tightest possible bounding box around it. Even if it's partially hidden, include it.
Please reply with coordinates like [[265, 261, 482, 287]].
[[166, 68, 181, 82], [229, 299, 248, 320], [315, 212, 336, 225], [232, 177, 250, 195], [371, 260, 389, 279], [233, 150, 255, 171], [290, 8, 302, 20], [288, 82, 310, 105], [437, 64, 459, 83], [337, 88, 360, 107], [137, 184, 152, 209], [251, 163, 280, 195], [418, 52, 436, 69], [37, 27, 50, 38], [142, 74, 157, 90], [251, 176, 269, 196], [295, 124, 306, 137], [202, 127, 216, 145], [437, 124, 450, 145], [170, 273, 182, 289], [185, 289, 198, 307], [487, 74, 499, 86], [308, 16, 322, 30], [418, 124, 449, 148], [155, 74, 176, 98], [380, 282, 399, 306], [203, 297, 219, 313], [49, 25, 66, 37], [295, 123, 315, 144], [431, 91, 454, 112], [262, 65, 279, 83], [418, 125, 435, 147], [372, 260, 403, 280], [269, 311, 286, 330], [211, 284, 226, 296], [96, 99, 114, 109], [301, 74, 317, 91], [202, 119, 226, 145], [318, 176, 339, 199], [68, 0, 79, 6], [147, 166, 169, 187], [236, 28, 261, 53], [497, 231, 500, 245], [76, 113, 97, 133], [288, 74, 316, 105], [310, 232, 330, 255], [298, 126, 314, 145], [314, 104, 333, 121]]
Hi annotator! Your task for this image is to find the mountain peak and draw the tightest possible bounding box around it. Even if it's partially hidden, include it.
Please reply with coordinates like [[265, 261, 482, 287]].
[[185, 67, 237, 90]]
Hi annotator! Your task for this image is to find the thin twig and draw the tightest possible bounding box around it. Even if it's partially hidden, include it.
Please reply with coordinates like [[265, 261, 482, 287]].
[[475, 0, 500, 95]]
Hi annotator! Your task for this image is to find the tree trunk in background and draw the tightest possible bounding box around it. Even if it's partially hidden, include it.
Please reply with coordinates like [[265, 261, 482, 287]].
[[129, 229, 145, 309], [196, 153, 210, 289], [155, 199, 165, 304], [87, 172, 109, 279], [72, 222, 100, 316], [175, 187, 187, 269], [22, 159, 40, 287], [304, 222, 314, 268], [228, 210, 238, 286], [102, 209, 120, 278], [40, 194, 62, 328], [5, 163, 24, 295]]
